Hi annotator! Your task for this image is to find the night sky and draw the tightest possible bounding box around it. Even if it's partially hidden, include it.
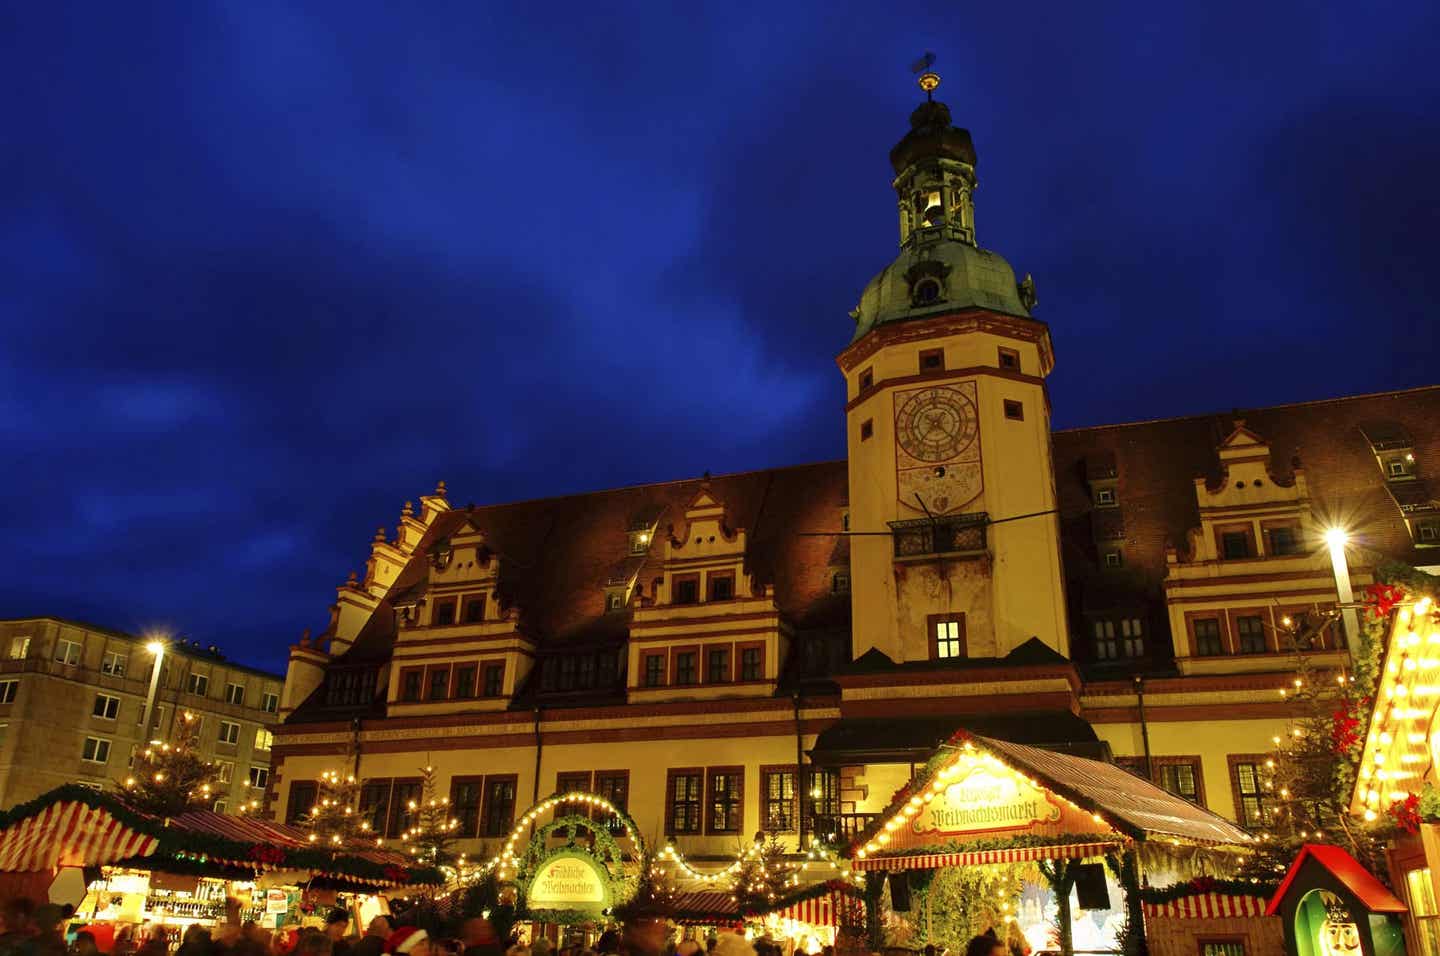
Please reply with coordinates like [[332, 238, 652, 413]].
[[4, 2, 1438, 673]]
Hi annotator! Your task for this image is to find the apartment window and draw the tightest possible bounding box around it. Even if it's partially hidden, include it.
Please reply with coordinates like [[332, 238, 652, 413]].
[[216, 760, 234, 784], [1103, 550, 1123, 568], [248, 766, 269, 789], [1267, 526, 1301, 556], [707, 767, 743, 835], [1236, 615, 1267, 654], [101, 651, 126, 675], [482, 776, 517, 837], [433, 598, 457, 626], [0, 681, 15, 705], [1003, 399, 1024, 421], [675, 651, 698, 686], [453, 664, 477, 699], [261, 691, 279, 713], [450, 777, 484, 837], [668, 770, 703, 835], [673, 575, 699, 605], [998, 347, 1020, 371], [919, 348, 945, 372], [810, 767, 841, 821], [1220, 529, 1254, 560], [1194, 618, 1224, 657], [463, 594, 487, 623], [929, 615, 966, 660], [92, 694, 120, 720], [81, 737, 111, 764], [740, 647, 763, 682], [832, 571, 850, 593], [225, 683, 245, 706], [595, 771, 629, 832], [858, 368, 873, 391], [254, 728, 273, 751], [187, 673, 209, 696], [643, 654, 665, 688], [1157, 760, 1202, 804], [400, 668, 423, 702], [708, 573, 735, 602], [1230, 758, 1269, 829], [1095, 487, 1116, 506], [287, 781, 318, 825], [218, 720, 240, 746], [1094, 620, 1118, 660], [54, 639, 82, 666], [706, 647, 731, 684], [428, 666, 450, 701], [8, 637, 30, 660], [761, 767, 797, 833], [630, 531, 652, 555], [557, 771, 591, 796], [860, 419, 873, 441], [482, 663, 505, 697]]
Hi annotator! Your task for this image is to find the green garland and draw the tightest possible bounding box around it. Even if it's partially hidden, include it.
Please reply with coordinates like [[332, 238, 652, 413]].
[[863, 832, 1121, 859], [1139, 878, 1277, 904]]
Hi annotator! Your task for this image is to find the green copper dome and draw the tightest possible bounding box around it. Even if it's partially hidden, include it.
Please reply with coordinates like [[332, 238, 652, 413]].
[[850, 242, 1031, 343]]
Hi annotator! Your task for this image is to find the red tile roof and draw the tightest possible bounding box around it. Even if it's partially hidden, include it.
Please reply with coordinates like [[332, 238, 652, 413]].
[[1265, 843, 1406, 915]]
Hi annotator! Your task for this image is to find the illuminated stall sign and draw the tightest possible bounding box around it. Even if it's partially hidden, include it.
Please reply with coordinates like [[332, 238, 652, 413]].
[[527, 851, 612, 911], [912, 766, 1061, 836]]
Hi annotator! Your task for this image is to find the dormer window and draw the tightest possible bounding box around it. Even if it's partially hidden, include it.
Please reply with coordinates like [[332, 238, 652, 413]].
[[708, 572, 735, 602], [672, 575, 699, 605], [913, 278, 943, 306], [606, 591, 625, 612], [630, 531, 652, 555], [1418, 520, 1439, 545], [1387, 458, 1413, 478], [463, 594, 487, 623], [433, 598, 457, 626], [1095, 488, 1117, 507], [1103, 550, 1123, 569]]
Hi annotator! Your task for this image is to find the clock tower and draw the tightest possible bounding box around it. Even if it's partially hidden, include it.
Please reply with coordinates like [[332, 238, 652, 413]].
[[838, 78, 1069, 667]]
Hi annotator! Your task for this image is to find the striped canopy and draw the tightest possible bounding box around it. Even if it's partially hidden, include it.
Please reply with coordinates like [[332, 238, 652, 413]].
[[1141, 893, 1266, 918], [852, 840, 1117, 872], [0, 800, 158, 872]]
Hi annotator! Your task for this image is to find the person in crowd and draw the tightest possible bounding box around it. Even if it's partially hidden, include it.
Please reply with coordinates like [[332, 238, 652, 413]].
[[386, 927, 433, 956], [28, 905, 66, 956], [323, 911, 351, 956], [503, 945, 529, 956], [294, 929, 333, 956], [70, 932, 98, 956], [529, 939, 551, 956], [963, 935, 1005, 956], [0, 898, 38, 956], [133, 933, 167, 956], [674, 941, 701, 956], [593, 933, 619, 956], [351, 917, 390, 956], [176, 924, 212, 956], [707, 934, 753, 956], [112, 926, 137, 956], [458, 919, 500, 956]]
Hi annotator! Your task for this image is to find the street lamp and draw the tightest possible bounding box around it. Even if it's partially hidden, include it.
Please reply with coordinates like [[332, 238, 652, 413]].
[[1325, 528, 1362, 658], [141, 639, 167, 742]]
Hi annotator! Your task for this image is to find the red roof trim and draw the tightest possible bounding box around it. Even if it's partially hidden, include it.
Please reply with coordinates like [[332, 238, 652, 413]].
[[1265, 843, 1407, 915]]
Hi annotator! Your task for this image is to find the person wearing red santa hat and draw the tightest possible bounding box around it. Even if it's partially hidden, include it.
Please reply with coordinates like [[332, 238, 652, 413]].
[[386, 927, 434, 956]]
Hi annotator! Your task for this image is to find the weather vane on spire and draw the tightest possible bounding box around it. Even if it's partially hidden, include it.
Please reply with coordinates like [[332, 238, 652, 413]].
[[911, 51, 940, 100]]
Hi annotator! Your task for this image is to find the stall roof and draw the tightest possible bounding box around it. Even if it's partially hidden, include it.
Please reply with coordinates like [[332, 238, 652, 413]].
[[1265, 844, 1406, 916]]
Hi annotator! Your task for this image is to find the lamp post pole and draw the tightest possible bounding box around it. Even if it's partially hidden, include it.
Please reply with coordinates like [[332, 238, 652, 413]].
[[141, 642, 166, 742], [1326, 529, 1362, 659]]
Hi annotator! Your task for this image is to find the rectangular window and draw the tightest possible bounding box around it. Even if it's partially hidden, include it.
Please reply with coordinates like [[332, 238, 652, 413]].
[[1104, 550, 1123, 568], [708, 572, 735, 602], [92, 694, 120, 720], [1157, 761, 1201, 803], [54, 639, 82, 666], [1230, 758, 1269, 829], [1095, 487, 1116, 506], [860, 419, 873, 441], [482, 776, 517, 837], [1219, 527, 1254, 559], [674, 651, 698, 686], [8, 637, 30, 660], [101, 651, 126, 675], [810, 767, 841, 821], [1003, 399, 1024, 421], [482, 663, 504, 698], [359, 780, 392, 834], [1194, 618, 1224, 656], [218, 720, 240, 745], [672, 575, 699, 605], [81, 736, 111, 764], [919, 348, 945, 372], [1419, 522, 1440, 544], [1266, 526, 1301, 556], [557, 771, 591, 796], [254, 728, 273, 751], [0, 681, 15, 705], [391, 779, 423, 836], [706, 647, 731, 683], [287, 781, 318, 825], [463, 594, 487, 623], [216, 760, 234, 784], [1388, 458, 1411, 478], [1199, 940, 1247, 956], [929, 615, 966, 660], [1236, 615, 1267, 654], [1120, 618, 1143, 657], [450, 777, 484, 837], [433, 598, 457, 626], [707, 767, 744, 835], [832, 571, 850, 593], [1093, 620, 1117, 660], [998, 346, 1020, 371], [761, 767, 797, 833], [630, 531, 651, 555], [595, 770, 629, 832], [454, 664, 477, 699], [248, 766, 269, 789], [1404, 867, 1440, 956], [606, 591, 625, 611], [667, 769, 703, 835], [740, 647, 763, 681], [400, 667, 424, 702], [643, 654, 665, 688], [187, 673, 209, 696], [858, 368, 873, 391], [261, 691, 279, 713], [428, 666, 450, 701], [214, 800, 228, 814], [225, 682, 245, 706]]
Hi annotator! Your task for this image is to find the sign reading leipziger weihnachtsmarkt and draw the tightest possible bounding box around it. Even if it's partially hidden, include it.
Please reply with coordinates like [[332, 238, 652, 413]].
[[527, 851, 612, 911], [912, 766, 1062, 836]]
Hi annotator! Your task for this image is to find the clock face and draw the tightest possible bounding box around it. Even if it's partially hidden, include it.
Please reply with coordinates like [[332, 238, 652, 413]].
[[895, 387, 979, 463]]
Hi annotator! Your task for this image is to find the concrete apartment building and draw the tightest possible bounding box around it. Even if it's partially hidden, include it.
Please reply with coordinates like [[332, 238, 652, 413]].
[[0, 617, 284, 811]]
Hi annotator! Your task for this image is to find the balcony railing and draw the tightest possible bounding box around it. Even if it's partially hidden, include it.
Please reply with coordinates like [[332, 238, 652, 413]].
[[889, 512, 988, 558], [811, 812, 880, 843]]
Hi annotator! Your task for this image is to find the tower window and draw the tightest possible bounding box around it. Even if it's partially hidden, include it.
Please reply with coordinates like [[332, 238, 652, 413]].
[[606, 591, 624, 611], [913, 278, 943, 306], [928, 614, 966, 660], [832, 571, 850, 594], [1003, 400, 1024, 421], [1095, 488, 1117, 506], [858, 368, 873, 391], [998, 347, 1020, 371], [916, 190, 943, 225], [860, 419, 873, 441], [1104, 550, 1123, 568], [919, 348, 945, 372]]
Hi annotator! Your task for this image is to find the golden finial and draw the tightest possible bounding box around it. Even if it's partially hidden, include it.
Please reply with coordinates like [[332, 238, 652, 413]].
[[918, 72, 940, 95]]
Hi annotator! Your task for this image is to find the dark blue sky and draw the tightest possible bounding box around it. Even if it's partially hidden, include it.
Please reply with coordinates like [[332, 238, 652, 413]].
[[4, 2, 1438, 672]]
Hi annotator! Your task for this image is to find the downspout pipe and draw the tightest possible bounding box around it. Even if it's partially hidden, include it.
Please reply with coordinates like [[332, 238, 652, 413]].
[[793, 690, 805, 847], [1133, 676, 1153, 779], [532, 706, 543, 832]]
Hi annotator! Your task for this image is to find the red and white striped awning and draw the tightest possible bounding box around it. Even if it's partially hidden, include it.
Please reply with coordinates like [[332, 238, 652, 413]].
[[773, 893, 837, 927], [1141, 893, 1265, 918], [853, 841, 1117, 872], [0, 801, 157, 872]]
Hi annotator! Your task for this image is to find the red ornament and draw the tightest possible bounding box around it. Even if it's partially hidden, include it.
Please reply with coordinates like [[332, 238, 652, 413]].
[[1389, 793, 1422, 834], [248, 845, 287, 867], [1364, 583, 1406, 619], [382, 864, 411, 884]]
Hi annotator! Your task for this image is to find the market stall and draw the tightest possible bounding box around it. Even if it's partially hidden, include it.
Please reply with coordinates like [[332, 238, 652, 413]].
[[845, 732, 1255, 956]]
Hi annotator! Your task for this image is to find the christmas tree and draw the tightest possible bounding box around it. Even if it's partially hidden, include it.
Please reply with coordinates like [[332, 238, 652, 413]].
[[732, 834, 792, 911], [301, 738, 368, 847], [399, 763, 460, 868], [118, 710, 221, 817]]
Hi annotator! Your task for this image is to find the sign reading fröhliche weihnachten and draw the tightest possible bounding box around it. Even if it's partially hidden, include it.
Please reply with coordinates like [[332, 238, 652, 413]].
[[527, 852, 611, 910]]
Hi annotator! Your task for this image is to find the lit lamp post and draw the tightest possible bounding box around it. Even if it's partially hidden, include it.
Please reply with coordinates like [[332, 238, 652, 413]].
[[140, 639, 166, 743], [1325, 528, 1362, 659]]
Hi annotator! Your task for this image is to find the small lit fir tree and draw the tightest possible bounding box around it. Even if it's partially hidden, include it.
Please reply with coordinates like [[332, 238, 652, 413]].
[[118, 710, 222, 817], [300, 739, 368, 847], [399, 763, 461, 868], [732, 833, 793, 911]]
